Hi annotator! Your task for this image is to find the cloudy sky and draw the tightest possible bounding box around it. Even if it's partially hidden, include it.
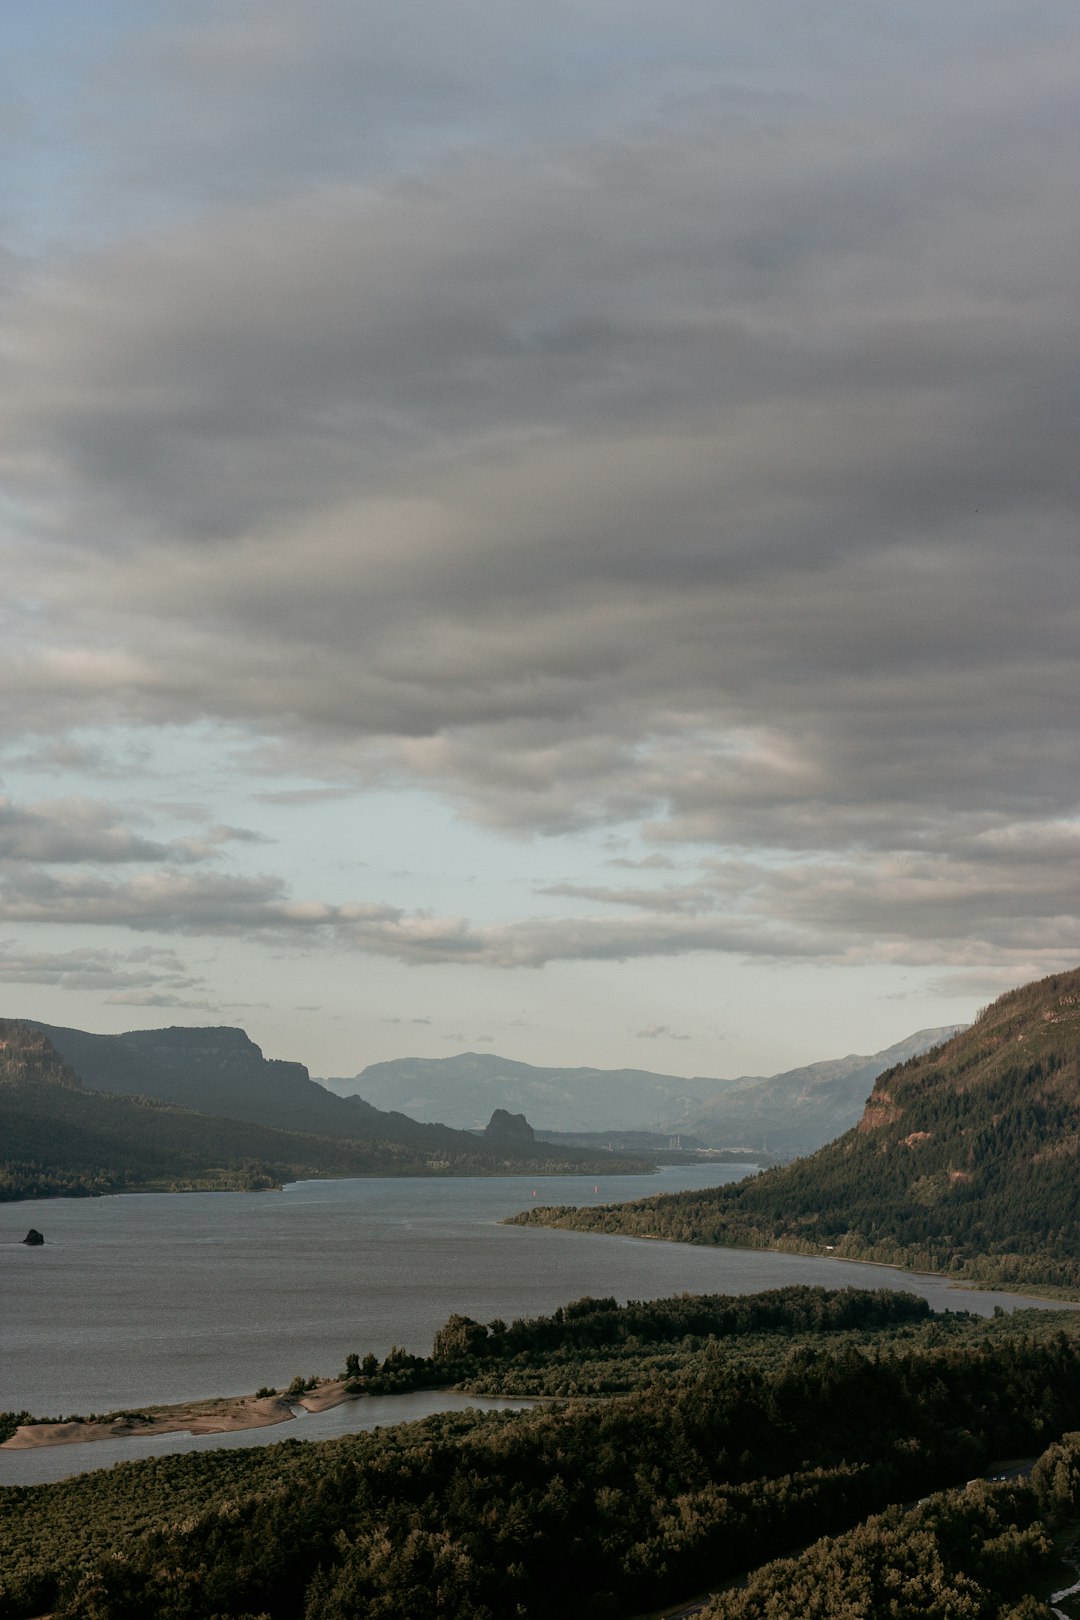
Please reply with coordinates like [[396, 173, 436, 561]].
[[0, 1, 1076, 1082]]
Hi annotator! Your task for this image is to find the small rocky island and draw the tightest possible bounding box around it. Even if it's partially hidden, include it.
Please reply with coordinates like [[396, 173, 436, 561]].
[[22, 1228, 45, 1246]]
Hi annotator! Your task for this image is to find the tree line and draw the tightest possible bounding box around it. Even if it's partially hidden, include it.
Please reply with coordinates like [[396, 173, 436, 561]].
[[3, 1290, 1080, 1618]]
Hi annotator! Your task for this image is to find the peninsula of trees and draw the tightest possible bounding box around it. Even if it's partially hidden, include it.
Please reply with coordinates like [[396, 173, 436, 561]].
[[3, 1286, 1080, 1617]]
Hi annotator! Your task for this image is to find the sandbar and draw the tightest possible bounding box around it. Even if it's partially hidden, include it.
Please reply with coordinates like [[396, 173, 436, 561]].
[[2, 1379, 354, 1450]]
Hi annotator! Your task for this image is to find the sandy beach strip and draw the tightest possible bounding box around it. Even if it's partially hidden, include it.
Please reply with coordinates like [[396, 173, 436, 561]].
[[2, 1379, 355, 1450]]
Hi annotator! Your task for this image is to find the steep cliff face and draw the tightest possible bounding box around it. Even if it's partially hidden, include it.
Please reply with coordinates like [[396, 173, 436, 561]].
[[122, 1025, 299, 1074], [682, 1027, 963, 1155], [3, 1020, 656, 1192], [25, 1021, 372, 1138], [0, 1021, 81, 1091]]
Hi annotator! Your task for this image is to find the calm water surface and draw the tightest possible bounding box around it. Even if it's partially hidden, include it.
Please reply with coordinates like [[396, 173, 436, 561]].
[[6, 1167, 759, 1414], [3, 1166, 1074, 1484]]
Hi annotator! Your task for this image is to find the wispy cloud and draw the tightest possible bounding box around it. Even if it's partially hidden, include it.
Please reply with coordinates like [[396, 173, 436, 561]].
[[0, 940, 205, 997], [104, 988, 217, 1010], [635, 1024, 691, 1041], [1, 848, 1074, 976]]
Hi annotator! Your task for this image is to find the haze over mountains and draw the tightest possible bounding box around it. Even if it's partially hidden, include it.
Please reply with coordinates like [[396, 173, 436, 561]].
[[1, 1012, 970, 1202], [515, 968, 1080, 1294], [327, 1026, 962, 1157]]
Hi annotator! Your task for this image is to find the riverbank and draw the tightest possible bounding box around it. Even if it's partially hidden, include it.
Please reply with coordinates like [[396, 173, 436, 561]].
[[507, 1215, 1080, 1305], [8, 1168, 1074, 1426]]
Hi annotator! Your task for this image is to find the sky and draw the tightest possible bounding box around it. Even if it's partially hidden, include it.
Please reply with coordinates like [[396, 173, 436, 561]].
[[0, 1, 1077, 1083]]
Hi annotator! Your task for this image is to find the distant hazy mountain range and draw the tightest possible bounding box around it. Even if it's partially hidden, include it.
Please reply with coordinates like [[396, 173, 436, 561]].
[[324, 1027, 962, 1158]]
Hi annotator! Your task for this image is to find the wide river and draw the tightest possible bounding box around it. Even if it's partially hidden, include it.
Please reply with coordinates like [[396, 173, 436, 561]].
[[3, 1166, 1075, 1485]]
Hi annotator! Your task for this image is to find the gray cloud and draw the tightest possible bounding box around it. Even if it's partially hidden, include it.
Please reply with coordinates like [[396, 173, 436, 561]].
[[635, 1024, 691, 1040], [0, 796, 266, 867], [0, 940, 204, 995], [254, 787, 361, 806], [0, 849, 1073, 977], [0, 796, 174, 865], [607, 854, 677, 871], [8, 739, 143, 778], [538, 879, 710, 914], [169, 824, 273, 860], [0, 867, 304, 932], [0, 6, 1076, 979], [104, 988, 217, 1009]]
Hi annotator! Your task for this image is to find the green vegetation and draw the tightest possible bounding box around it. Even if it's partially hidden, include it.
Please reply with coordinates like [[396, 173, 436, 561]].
[[3, 1288, 1080, 1618], [344, 1283, 935, 1397], [510, 969, 1080, 1294], [6, 967, 1080, 1616], [701, 1433, 1080, 1619], [0, 1022, 654, 1199]]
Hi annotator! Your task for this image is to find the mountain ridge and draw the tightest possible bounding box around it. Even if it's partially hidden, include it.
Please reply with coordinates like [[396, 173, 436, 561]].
[[328, 1026, 963, 1155], [1, 1021, 656, 1197], [509, 969, 1080, 1294]]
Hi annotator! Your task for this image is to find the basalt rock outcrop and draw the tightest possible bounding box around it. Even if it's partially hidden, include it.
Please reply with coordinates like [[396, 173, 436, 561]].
[[484, 1108, 535, 1143]]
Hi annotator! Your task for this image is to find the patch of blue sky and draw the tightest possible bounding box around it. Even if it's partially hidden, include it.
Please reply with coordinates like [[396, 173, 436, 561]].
[[1, 716, 651, 928], [245, 785, 644, 925]]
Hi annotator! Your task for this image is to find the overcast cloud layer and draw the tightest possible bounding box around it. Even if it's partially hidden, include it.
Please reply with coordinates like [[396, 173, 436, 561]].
[[0, 2, 1076, 1071]]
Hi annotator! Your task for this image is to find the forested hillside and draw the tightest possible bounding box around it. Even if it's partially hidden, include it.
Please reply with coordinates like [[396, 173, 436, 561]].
[[2, 1289, 1079, 1618], [0, 1023, 653, 1199], [676, 1025, 963, 1156], [26, 1020, 653, 1172], [511, 969, 1080, 1294]]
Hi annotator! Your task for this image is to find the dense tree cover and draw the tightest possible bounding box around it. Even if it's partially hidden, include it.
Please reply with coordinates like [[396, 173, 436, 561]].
[[8, 1287, 1061, 1434], [432, 1297, 1080, 1401], [0, 1074, 503, 1197], [3, 1294, 1080, 1619], [511, 970, 1080, 1293], [339, 1284, 934, 1396], [702, 1430, 1080, 1619], [0, 1022, 653, 1199]]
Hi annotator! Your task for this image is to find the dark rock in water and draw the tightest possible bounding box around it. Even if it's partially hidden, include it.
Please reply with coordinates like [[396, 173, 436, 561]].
[[484, 1108, 535, 1143], [22, 1228, 44, 1246]]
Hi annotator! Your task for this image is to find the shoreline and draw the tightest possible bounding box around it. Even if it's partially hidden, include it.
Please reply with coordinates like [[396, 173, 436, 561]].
[[515, 1219, 1080, 1304], [1, 1378, 355, 1452]]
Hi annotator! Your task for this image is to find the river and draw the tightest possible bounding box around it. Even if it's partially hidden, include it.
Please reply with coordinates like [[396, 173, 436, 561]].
[[3, 1166, 1075, 1485]]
